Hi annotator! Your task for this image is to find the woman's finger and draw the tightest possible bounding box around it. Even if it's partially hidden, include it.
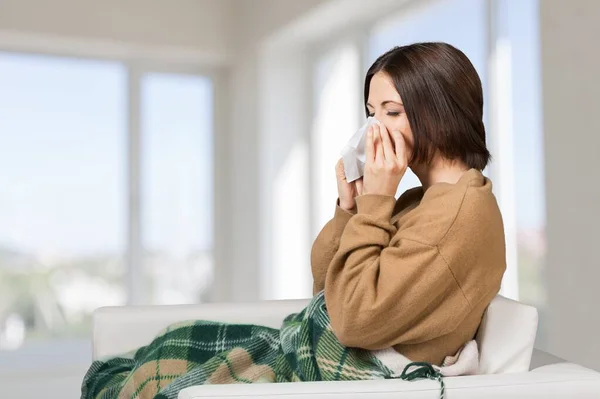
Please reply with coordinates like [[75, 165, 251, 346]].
[[374, 124, 384, 163], [365, 126, 375, 163], [355, 177, 363, 195], [336, 158, 347, 181], [379, 123, 395, 161], [392, 130, 407, 163]]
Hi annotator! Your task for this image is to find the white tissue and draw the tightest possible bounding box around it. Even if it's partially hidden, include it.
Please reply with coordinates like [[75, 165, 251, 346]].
[[340, 116, 380, 183]]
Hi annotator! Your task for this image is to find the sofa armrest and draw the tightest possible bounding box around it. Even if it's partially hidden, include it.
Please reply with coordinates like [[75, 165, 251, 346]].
[[179, 363, 600, 399], [92, 299, 310, 360], [530, 348, 567, 369]]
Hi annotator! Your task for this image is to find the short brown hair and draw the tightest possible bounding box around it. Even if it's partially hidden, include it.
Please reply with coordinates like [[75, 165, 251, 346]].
[[364, 42, 490, 170]]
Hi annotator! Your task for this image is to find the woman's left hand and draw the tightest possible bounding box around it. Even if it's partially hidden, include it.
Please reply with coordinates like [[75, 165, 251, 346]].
[[361, 123, 408, 197]]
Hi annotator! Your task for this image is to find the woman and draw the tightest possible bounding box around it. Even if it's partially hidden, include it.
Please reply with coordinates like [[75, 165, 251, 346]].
[[311, 42, 506, 366]]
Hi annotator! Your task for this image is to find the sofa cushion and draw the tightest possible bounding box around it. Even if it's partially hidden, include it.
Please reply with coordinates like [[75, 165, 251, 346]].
[[475, 295, 538, 374]]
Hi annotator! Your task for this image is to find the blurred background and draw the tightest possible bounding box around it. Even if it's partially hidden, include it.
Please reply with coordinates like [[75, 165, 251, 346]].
[[0, 0, 598, 397]]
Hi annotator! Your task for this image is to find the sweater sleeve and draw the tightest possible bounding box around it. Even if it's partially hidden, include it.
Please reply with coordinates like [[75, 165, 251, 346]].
[[324, 194, 471, 350], [310, 201, 355, 295]]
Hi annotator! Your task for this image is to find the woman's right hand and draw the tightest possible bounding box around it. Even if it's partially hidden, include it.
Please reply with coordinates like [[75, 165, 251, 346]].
[[336, 159, 363, 211]]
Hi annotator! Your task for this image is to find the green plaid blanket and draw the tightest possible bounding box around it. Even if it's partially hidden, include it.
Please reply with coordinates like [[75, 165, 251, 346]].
[[81, 292, 444, 399]]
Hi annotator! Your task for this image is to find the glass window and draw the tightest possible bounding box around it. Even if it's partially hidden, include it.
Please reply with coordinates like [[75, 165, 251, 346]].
[[0, 53, 127, 349], [499, 0, 546, 311], [0, 53, 215, 353], [141, 73, 214, 305]]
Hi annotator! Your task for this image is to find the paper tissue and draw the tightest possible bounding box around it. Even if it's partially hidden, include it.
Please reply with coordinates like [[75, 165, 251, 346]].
[[340, 116, 380, 183]]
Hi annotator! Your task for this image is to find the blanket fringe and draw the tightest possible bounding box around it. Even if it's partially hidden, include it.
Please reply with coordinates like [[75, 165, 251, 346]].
[[400, 362, 445, 399]]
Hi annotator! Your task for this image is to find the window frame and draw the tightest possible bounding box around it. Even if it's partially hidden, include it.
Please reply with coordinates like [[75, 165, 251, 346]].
[[0, 48, 220, 373]]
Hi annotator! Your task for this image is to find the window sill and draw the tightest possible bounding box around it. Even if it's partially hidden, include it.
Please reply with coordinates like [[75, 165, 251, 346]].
[[0, 338, 91, 376]]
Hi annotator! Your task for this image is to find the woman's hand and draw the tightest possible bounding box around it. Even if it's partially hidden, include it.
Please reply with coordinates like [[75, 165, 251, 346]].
[[336, 159, 363, 211], [362, 123, 408, 197]]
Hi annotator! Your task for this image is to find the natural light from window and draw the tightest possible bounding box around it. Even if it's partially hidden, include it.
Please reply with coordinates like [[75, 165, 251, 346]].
[[0, 53, 215, 351], [311, 44, 360, 237], [0, 53, 127, 350]]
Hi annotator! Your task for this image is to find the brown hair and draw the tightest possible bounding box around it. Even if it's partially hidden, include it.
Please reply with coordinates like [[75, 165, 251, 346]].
[[365, 42, 490, 170]]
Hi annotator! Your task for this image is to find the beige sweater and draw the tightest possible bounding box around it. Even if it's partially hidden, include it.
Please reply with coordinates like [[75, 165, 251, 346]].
[[311, 169, 506, 365]]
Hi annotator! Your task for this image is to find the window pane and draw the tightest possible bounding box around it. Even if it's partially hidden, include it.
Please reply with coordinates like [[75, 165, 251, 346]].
[[501, 0, 546, 310], [0, 53, 126, 349], [141, 73, 213, 305], [311, 44, 361, 236], [368, 0, 488, 195]]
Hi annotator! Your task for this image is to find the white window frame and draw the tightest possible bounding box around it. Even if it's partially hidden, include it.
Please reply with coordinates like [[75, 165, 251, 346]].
[[125, 61, 220, 305], [0, 47, 223, 373]]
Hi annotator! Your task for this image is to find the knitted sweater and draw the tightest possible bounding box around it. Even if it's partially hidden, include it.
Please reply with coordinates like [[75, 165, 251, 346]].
[[311, 169, 506, 365]]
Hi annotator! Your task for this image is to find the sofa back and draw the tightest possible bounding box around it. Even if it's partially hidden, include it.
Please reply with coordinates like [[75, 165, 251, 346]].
[[93, 295, 538, 374]]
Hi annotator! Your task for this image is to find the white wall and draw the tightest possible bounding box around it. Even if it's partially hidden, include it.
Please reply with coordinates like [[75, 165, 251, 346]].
[[0, 0, 233, 64], [218, 0, 332, 302], [540, 0, 600, 371]]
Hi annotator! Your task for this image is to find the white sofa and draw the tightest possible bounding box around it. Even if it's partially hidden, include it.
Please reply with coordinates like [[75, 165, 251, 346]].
[[92, 296, 600, 398]]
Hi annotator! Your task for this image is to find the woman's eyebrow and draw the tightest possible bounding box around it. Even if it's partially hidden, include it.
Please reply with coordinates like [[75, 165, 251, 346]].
[[381, 100, 404, 106], [366, 100, 404, 108]]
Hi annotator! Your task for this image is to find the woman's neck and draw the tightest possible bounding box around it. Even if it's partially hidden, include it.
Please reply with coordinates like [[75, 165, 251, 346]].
[[412, 160, 471, 191]]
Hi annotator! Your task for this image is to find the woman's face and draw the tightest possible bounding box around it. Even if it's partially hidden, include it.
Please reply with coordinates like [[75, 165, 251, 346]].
[[366, 71, 415, 161]]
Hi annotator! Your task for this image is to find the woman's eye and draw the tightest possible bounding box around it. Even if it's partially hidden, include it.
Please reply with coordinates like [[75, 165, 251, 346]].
[[367, 111, 401, 117]]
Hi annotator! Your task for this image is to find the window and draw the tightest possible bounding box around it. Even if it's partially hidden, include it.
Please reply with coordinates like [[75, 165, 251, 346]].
[[0, 53, 127, 350], [495, 0, 546, 316], [0, 53, 214, 352], [141, 73, 214, 305], [487, 0, 545, 309]]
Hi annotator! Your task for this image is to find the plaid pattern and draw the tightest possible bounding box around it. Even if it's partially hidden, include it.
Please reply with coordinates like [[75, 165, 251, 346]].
[[81, 292, 444, 399]]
